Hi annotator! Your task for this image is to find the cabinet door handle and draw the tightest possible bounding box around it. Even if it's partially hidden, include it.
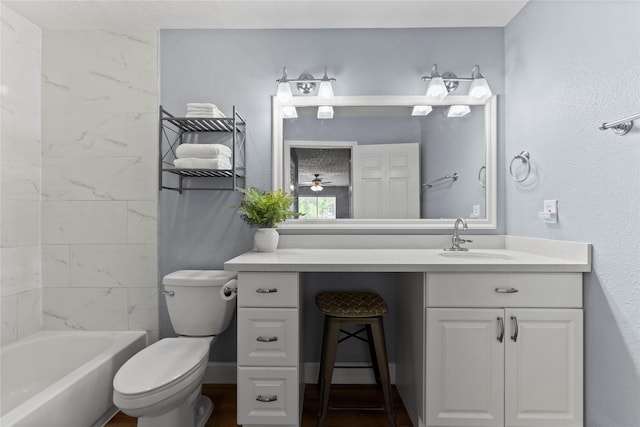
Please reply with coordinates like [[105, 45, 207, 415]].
[[256, 288, 278, 294], [495, 287, 519, 294], [510, 315, 519, 342], [256, 394, 278, 402], [497, 316, 504, 343], [256, 335, 278, 343]]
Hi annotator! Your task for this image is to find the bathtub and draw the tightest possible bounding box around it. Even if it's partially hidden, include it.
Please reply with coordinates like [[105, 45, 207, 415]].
[[0, 330, 147, 427]]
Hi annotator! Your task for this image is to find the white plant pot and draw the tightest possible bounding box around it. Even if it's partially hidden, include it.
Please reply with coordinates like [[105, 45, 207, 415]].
[[254, 228, 279, 252]]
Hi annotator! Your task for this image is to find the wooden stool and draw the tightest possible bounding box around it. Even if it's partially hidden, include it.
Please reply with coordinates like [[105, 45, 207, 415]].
[[315, 291, 396, 427]]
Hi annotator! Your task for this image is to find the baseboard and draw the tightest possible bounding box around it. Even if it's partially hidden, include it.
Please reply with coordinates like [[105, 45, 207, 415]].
[[203, 362, 397, 385]]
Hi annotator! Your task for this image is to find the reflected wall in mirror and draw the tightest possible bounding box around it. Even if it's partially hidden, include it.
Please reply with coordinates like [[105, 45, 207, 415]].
[[272, 96, 496, 230]]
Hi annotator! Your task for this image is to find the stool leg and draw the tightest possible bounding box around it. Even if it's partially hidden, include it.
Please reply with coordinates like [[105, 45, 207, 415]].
[[317, 316, 330, 390], [365, 324, 382, 387], [317, 316, 340, 427], [370, 317, 397, 427]]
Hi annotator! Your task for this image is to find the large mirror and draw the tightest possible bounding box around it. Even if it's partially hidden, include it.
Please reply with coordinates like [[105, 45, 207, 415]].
[[272, 95, 496, 230]]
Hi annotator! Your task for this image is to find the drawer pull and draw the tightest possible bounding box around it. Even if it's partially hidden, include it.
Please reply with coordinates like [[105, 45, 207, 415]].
[[495, 287, 519, 294], [510, 316, 519, 342], [256, 394, 278, 403], [256, 335, 278, 343], [497, 316, 504, 343], [256, 288, 278, 294]]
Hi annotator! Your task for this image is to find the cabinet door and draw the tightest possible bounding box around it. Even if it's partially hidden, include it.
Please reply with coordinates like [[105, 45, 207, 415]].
[[505, 309, 583, 427], [426, 308, 504, 427]]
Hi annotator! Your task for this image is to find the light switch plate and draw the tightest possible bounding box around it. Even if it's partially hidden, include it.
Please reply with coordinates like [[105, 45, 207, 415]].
[[539, 199, 558, 223]]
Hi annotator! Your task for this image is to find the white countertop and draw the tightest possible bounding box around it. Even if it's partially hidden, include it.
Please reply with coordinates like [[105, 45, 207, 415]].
[[224, 247, 591, 273]]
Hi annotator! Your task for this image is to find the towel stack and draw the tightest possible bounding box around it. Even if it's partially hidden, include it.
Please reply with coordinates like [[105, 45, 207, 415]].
[[186, 103, 225, 118], [173, 144, 232, 170]]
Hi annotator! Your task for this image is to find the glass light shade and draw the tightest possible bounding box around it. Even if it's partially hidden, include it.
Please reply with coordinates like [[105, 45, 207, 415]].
[[276, 81, 293, 102], [310, 184, 323, 192], [411, 105, 433, 116], [469, 78, 492, 100], [318, 80, 334, 101], [447, 105, 471, 118], [282, 106, 298, 119], [426, 77, 448, 100], [317, 105, 334, 119]]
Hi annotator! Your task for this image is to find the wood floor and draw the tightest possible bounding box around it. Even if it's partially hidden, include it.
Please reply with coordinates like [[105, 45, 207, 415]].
[[106, 384, 414, 427]]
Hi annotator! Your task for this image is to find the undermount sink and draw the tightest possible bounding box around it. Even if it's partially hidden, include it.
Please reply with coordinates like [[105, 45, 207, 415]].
[[438, 251, 514, 260]]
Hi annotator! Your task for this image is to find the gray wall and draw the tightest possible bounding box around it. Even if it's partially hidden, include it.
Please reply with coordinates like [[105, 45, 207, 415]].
[[159, 28, 505, 361], [505, 2, 640, 426]]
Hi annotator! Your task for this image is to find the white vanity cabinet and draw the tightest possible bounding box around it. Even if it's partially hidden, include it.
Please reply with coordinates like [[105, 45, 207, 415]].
[[225, 242, 591, 427], [425, 273, 584, 427], [236, 272, 302, 426]]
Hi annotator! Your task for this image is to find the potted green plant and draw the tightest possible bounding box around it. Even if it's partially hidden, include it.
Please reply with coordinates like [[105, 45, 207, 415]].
[[233, 187, 299, 251]]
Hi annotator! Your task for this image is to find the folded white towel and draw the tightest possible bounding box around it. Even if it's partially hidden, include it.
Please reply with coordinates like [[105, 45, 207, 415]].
[[185, 103, 225, 118], [175, 144, 232, 159], [185, 112, 226, 118], [174, 157, 232, 170], [187, 102, 216, 109]]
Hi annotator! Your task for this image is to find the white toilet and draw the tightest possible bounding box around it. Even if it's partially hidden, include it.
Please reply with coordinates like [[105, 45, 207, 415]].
[[113, 270, 238, 427]]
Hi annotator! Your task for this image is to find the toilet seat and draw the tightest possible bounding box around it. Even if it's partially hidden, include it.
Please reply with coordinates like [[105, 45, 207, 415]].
[[113, 338, 211, 413]]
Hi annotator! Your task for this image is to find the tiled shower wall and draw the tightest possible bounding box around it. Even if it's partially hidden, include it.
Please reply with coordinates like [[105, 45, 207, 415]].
[[0, 5, 42, 346], [40, 29, 159, 338]]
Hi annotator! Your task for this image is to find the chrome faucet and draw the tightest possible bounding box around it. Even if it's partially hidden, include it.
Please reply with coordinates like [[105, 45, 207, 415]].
[[444, 217, 473, 251]]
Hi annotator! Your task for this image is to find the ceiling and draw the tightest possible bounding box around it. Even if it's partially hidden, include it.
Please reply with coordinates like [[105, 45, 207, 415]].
[[2, 0, 528, 30]]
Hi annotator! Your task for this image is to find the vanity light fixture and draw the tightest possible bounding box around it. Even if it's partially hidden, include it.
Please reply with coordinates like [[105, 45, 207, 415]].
[[422, 64, 492, 100], [276, 66, 336, 97], [424, 64, 448, 100], [317, 67, 335, 101], [411, 105, 433, 116], [276, 67, 293, 102], [317, 105, 334, 119], [447, 105, 471, 118], [276, 66, 336, 119], [468, 65, 492, 100]]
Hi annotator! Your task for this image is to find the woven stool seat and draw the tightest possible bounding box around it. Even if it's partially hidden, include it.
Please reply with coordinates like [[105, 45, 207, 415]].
[[316, 291, 389, 318]]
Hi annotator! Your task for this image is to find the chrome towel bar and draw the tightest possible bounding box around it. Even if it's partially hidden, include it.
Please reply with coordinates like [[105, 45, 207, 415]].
[[423, 172, 458, 189], [600, 112, 640, 136]]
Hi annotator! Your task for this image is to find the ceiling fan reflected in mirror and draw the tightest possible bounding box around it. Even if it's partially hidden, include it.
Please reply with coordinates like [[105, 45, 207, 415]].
[[302, 174, 332, 192]]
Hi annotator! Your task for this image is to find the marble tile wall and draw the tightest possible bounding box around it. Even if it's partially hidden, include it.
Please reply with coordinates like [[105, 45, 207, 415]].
[[1, 5, 43, 346], [40, 29, 159, 339]]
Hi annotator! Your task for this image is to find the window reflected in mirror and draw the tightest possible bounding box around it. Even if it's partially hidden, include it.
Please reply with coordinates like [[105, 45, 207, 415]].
[[289, 147, 352, 219]]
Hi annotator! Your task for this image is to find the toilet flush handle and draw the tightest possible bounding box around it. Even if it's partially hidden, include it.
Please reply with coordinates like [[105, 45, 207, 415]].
[[162, 290, 175, 297]]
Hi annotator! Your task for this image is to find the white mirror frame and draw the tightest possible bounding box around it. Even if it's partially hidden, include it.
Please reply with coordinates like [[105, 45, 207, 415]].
[[272, 95, 497, 231]]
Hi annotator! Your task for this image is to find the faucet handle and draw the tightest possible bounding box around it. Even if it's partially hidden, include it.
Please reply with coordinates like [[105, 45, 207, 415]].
[[454, 236, 472, 244]]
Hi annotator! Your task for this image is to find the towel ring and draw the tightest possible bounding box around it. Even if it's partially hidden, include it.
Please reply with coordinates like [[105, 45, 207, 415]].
[[478, 165, 486, 188], [509, 151, 531, 182]]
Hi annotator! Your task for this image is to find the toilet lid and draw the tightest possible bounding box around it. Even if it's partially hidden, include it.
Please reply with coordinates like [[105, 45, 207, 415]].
[[114, 338, 209, 396]]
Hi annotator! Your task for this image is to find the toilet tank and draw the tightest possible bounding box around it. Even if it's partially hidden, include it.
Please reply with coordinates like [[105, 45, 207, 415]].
[[162, 270, 237, 336]]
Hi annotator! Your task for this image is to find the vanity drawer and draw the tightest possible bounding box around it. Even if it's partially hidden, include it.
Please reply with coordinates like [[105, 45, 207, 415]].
[[238, 308, 299, 366], [427, 273, 582, 308], [238, 272, 298, 308], [237, 367, 299, 425]]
